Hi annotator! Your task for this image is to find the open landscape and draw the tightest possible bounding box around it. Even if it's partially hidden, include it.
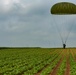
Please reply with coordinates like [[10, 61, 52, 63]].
[[0, 48, 76, 75], [0, 0, 76, 75]]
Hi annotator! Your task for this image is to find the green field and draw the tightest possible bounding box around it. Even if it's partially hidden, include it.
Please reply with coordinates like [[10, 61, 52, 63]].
[[0, 48, 76, 75]]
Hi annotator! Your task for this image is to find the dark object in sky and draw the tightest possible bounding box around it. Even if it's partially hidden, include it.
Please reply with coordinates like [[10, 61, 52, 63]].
[[51, 2, 76, 15], [63, 44, 66, 49]]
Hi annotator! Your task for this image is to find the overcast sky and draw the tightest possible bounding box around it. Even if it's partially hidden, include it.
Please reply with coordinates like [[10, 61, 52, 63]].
[[0, 0, 76, 48]]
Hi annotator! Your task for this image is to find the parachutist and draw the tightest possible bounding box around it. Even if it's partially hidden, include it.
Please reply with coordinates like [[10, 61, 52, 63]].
[[63, 44, 66, 49], [50, 2, 76, 48]]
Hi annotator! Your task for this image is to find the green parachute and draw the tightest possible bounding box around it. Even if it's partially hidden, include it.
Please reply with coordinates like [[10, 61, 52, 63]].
[[51, 2, 76, 15], [50, 2, 76, 48]]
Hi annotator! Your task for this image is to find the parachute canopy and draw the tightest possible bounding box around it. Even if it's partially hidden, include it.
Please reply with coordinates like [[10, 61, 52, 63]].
[[51, 2, 76, 15]]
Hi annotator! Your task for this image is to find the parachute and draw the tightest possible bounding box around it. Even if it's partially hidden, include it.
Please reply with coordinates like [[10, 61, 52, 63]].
[[50, 2, 76, 48], [51, 2, 76, 14]]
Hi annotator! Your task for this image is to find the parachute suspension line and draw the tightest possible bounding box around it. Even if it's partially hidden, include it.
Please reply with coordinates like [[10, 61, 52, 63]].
[[52, 15, 75, 45], [65, 19, 75, 44], [52, 16, 64, 44]]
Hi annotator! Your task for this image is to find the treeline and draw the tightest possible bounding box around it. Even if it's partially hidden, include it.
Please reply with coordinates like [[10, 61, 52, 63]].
[[0, 47, 41, 50]]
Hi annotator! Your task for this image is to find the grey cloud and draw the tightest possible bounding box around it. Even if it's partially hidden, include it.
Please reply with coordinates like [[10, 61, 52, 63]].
[[0, 0, 76, 47]]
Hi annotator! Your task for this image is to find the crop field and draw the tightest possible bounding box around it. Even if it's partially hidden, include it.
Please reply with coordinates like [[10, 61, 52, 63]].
[[0, 48, 76, 75]]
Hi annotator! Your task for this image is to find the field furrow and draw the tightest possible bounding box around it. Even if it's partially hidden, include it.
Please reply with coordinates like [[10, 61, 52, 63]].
[[64, 56, 70, 75], [49, 57, 63, 75], [35, 50, 62, 75]]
